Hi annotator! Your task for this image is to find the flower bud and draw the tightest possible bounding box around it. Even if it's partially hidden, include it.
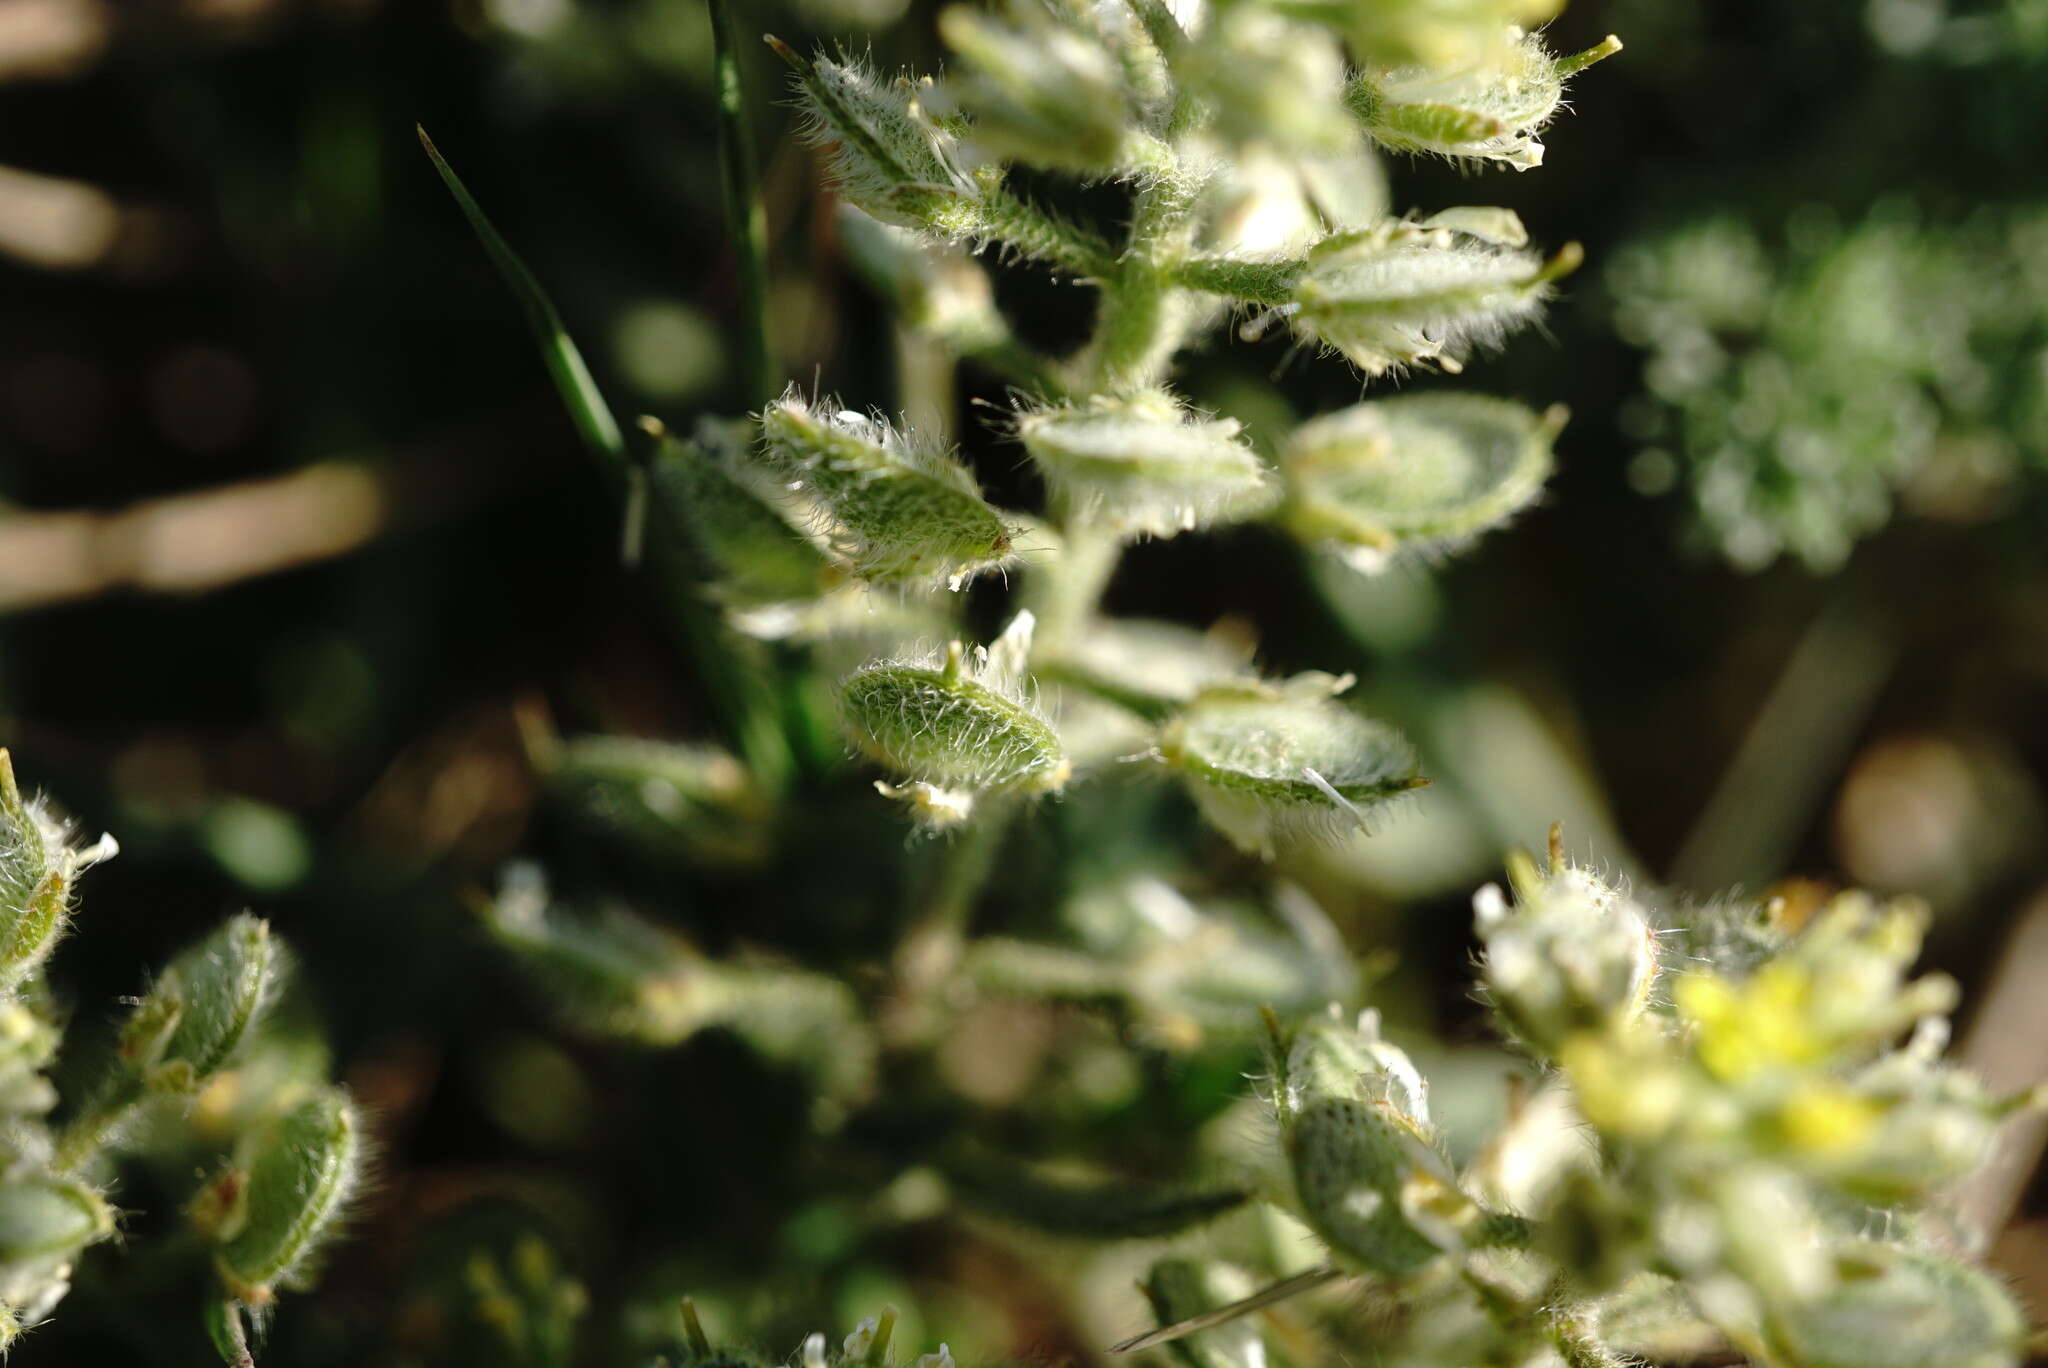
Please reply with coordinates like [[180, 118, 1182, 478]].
[[1283, 216, 1574, 376], [0, 750, 115, 993], [772, 42, 975, 233], [839, 631, 1068, 797], [759, 391, 1016, 589], [214, 1087, 364, 1305], [938, 3, 1144, 175], [1762, 1242, 2025, 1368], [1473, 834, 1659, 1053], [1283, 392, 1562, 572], [1017, 391, 1279, 539], [645, 419, 830, 609], [1159, 676, 1423, 857], [1349, 32, 1622, 169]]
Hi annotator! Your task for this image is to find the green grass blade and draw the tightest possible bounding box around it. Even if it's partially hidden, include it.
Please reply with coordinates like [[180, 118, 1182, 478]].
[[416, 125, 625, 469], [706, 0, 775, 408]]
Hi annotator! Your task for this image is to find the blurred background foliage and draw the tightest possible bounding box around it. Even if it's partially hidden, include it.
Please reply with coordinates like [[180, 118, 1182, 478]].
[[1, 0, 2047, 1363]]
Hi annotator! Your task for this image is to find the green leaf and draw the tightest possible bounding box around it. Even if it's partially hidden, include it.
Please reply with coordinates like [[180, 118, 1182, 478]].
[[416, 126, 624, 469]]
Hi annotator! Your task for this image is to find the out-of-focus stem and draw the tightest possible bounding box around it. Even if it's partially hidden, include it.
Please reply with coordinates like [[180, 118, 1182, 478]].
[[707, 0, 775, 408]]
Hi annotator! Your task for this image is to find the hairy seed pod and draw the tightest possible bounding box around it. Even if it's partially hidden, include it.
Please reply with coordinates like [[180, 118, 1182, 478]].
[[772, 42, 974, 232], [839, 644, 1067, 795], [132, 914, 284, 1095], [1285, 217, 1573, 376], [0, 750, 114, 994], [0, 1178, 114, 1266], [1268, 1009, 1472, 1275], [759, 392, 1015, 589], [1763, 1242, 2026, 1368], [1284, 392, 1562, 572], [1285, 0, 1563, 72], [1159, 678, 1422, 857], [1348, 33, 1622, 169], [1017, 392, 1278, 539], [214, 1087, 363, 1305], [939, 3, 1140, 175], [646, 419, 830, 609]]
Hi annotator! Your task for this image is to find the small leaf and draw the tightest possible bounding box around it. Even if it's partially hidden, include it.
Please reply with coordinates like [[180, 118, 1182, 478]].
[[1159, 677, 1422, 857], [759, 391, 1016, 589], [1284, 392, 1562, 571], [214, 1087, 364, 1306], [1017, 391, 1278, 539], [1763, 1242, 2026, 1368]]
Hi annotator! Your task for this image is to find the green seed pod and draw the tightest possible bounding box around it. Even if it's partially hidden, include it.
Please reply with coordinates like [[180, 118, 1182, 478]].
[[1141, 1260, 1267, 1368], [213, 1087, 364, 1305], [771, 42, 975, 233], [938, 3, 1143, 176], [1348, 33, 1622, 169], [546, 736, 775, 871], [1159, 677, 1423, 857], [759, 392, 1016, 589], [1284, 217, 1575, 377], [839, 634, 1068, 796], [1016, 392, 1279, 539], [134, 914, 285, 1095], [1277, 0, 1563, 71], [1178, 10, 1359, 156], [1763, 1242, 2026, 1368], [0, 1177, 114, 1266], [645, 419, 831, 609], [1268, 1010, 1473, 1276], [1473, 832, 1659, 1055], [1283, 392, 1562, 572], [0, 750, 115, 994]]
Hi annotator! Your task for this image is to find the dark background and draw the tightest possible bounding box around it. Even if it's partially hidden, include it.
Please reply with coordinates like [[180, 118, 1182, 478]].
[[2, 0, 2045, 1363]]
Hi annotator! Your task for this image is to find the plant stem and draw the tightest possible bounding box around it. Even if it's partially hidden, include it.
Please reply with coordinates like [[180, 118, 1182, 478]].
[[707, 0, 775, 408]]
